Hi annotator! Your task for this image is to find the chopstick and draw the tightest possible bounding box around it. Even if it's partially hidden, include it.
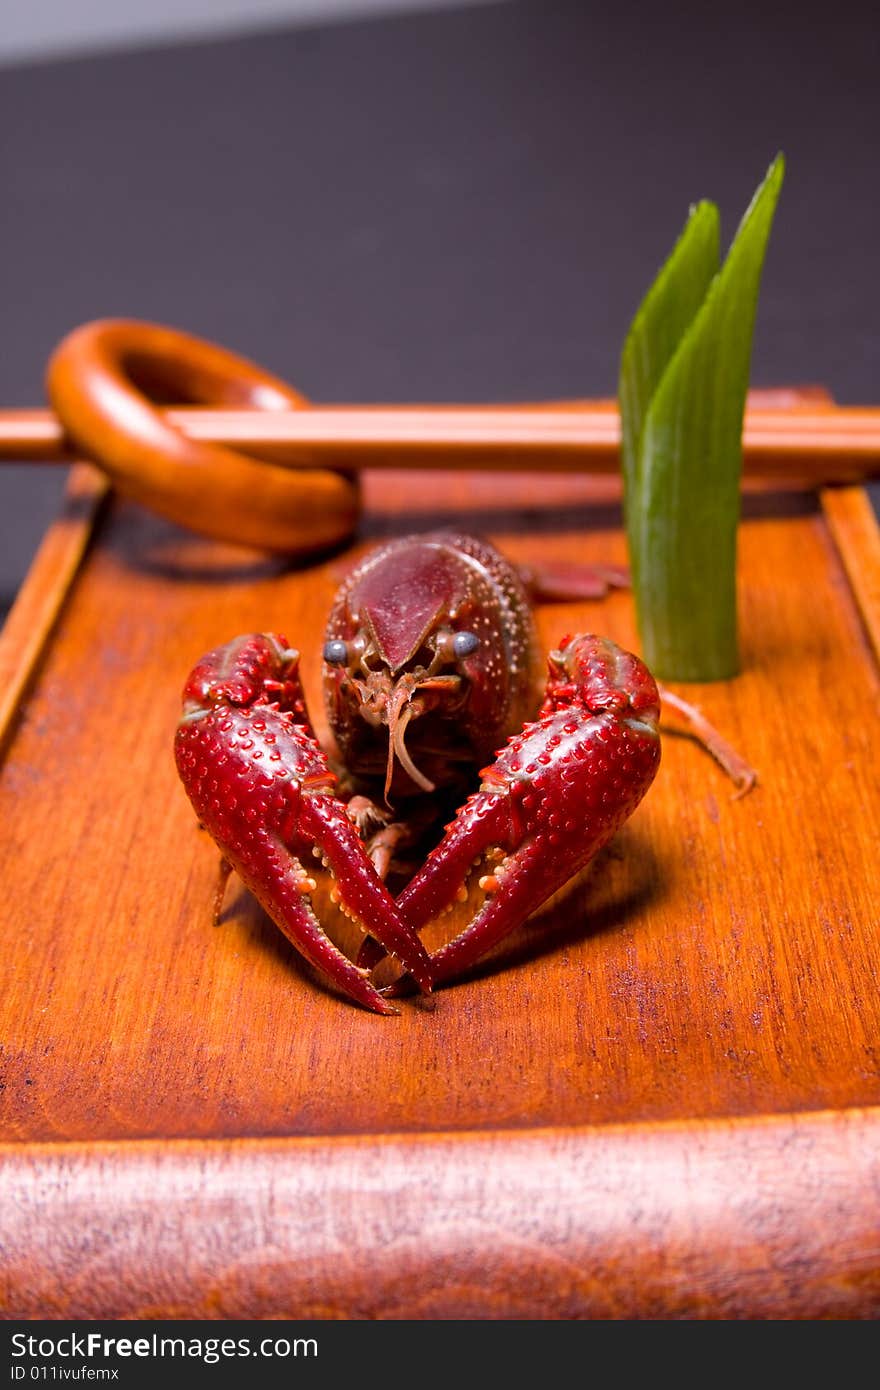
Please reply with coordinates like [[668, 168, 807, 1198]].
[[1, 401, 879, 485]]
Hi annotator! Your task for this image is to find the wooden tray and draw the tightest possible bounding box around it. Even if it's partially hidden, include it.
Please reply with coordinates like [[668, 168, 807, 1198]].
[[1, 455, 879, 1320]]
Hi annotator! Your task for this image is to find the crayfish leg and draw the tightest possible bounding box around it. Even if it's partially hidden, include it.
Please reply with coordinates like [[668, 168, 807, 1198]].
[[347, 815, 412, 974], [517, 560, 630, 602], [212, 856, 233, 925], [350, 799, 453, 974], [343, 796, 415, 882], [658, 686, 757, 797]]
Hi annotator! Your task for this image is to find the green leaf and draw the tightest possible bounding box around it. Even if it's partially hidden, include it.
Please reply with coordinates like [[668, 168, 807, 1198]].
[[619, 154, 785, 681], [619, 199, 720, 514]]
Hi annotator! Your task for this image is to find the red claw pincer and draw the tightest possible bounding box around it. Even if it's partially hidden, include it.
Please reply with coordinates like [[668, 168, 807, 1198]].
[[174, 634, 432, 1014], [395, 634, 662, 989]]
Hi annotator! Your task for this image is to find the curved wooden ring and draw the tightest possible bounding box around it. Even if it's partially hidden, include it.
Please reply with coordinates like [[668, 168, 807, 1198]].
[[46, 319, 360, 555]]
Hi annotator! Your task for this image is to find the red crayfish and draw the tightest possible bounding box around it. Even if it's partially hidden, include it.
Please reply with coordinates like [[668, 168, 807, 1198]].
[[174, 531, 665, 1013]]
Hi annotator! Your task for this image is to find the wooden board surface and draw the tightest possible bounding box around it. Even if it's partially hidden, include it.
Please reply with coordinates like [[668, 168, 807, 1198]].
[[1, 465, 879, 1318]]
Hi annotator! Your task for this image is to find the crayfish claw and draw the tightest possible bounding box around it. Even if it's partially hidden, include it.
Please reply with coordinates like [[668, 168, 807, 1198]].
[[395, 635, 662, 990], [175, 633, 430, 1014], [242, 835, 405, 1016]]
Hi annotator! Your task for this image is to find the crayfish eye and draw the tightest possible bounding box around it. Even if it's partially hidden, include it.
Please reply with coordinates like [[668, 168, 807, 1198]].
[[452, 630, 480, 660], [430, 628, 481, 670], [323, 639, 350, 666]]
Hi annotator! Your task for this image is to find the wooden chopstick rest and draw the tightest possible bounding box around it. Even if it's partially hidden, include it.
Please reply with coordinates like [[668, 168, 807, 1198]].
[[46, 319, 360, 556]]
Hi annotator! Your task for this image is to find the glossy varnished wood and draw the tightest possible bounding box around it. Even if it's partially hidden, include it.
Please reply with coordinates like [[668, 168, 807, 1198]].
[[1, 465, 879, 1317], [3, 1108, 878, 1320], [4, 400, 880, 481], [0, 464, 106, 757]]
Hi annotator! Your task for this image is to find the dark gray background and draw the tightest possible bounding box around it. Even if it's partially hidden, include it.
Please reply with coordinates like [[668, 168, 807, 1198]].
[[1, 0, 878, 615]]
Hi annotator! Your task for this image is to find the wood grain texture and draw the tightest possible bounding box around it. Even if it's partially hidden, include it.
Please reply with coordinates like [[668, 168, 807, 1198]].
[[0, 463, 106, 756], [2, 1107, 879, 1320], [822, 485, 880, 662], [1, 464, 879, 1318]]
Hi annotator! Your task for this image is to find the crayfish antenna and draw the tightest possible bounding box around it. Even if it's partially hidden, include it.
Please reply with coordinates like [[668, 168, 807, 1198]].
[[384, 684, 435, 802]]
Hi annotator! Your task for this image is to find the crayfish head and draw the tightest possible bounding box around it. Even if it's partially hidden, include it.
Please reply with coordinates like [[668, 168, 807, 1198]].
[[323, 622, 477, 801]]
